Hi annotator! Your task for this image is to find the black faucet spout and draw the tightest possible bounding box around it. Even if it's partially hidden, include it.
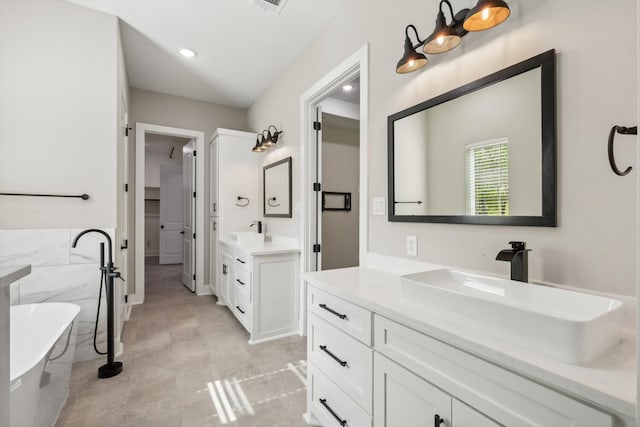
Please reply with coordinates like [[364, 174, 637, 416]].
[[496, 241, 531, 282], [72, 228, 113, 265]]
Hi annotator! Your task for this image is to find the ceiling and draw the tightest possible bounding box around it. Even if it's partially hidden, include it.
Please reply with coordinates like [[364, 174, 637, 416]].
[[327, 77, 360, 104], [65, 0, 347, 108]]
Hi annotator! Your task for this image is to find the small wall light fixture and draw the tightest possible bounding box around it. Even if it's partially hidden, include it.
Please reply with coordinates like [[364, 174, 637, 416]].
[[396, 0, 510, 74], [252, 125, 284, 153]]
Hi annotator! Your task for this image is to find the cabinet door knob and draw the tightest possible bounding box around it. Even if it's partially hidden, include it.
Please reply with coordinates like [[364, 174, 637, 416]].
[[435, 414, 445, 426], [160, 225, 164, 229]]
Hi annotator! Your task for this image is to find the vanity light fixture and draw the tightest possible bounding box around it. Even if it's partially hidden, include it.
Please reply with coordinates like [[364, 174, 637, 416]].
[[252, 134, 266, 152], [396, 0, 510, 74], [251, 125, 284, 153]]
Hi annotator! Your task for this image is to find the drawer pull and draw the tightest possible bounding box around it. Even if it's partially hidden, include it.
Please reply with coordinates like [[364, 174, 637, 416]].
[[235, 306, 245, 314], [236, 258, 246, 264], [319, 303, 347, 320], [319, 398, 347, 427], [434, 414, 445, 426], [236, 279, 245, 285], [319, 345, 347, 367]]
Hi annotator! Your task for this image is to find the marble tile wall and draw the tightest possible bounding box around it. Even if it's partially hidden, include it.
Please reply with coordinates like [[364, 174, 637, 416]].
[[0, 228, 115, 362]]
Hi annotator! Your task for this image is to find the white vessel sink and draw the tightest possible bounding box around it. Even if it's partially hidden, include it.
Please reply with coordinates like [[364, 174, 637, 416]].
[[229, 231, 265, 246], [401, 269, 624, 365]]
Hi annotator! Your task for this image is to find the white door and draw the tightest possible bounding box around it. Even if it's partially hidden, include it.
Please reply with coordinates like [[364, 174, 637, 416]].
[[182, 141, 196, 291], [116, 91, 129, 335], [159, 164, 184, 264], [313, 106, 323, 271]]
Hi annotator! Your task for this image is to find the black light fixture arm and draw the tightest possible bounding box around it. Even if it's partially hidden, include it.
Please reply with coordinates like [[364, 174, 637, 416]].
[[439, 0, 469, 35], [440, 0, 455, 20], [405, 24, 426, 49]]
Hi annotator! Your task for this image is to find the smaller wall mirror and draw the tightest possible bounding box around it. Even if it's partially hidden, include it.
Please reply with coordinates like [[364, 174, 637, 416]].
[[264, 157, 292, 218]]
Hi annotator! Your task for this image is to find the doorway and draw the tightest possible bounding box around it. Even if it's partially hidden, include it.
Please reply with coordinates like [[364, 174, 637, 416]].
[[298, 45, 369, 331], [134, 123, 206, 305], [320, 111, 360, 270], [143, 134, 195, 293], [300, 45, 368, 275]]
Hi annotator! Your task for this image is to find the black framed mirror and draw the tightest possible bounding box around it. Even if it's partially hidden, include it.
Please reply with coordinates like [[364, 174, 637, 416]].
[[263, 157, 292, 218], [388, 49, 556, 226]]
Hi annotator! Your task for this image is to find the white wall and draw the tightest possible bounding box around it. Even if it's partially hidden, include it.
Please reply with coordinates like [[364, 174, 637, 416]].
[[322, 123, 360, 270], [248, 0, 638, 296], [0, 0, 120, 229]]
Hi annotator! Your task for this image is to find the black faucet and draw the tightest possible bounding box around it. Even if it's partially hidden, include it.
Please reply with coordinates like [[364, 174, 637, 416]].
[[496, 241, 531, 282], [250, 221, 263, 234]]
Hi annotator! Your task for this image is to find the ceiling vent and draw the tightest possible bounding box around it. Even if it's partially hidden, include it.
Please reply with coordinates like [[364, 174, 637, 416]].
[[250, 0, 289, 15]]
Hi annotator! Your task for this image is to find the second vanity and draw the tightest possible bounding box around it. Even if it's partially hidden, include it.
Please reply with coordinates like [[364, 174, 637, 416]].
[[219, 233, 300, 344], [304, 264, 636, 427]]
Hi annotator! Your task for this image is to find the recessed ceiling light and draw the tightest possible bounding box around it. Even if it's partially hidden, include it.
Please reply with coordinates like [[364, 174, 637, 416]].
[[179, 48, 197, 58], [342, 84, 354, 92]]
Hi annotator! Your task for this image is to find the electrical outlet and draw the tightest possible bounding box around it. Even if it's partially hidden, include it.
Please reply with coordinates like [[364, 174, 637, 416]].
[[406, 235, 417, 256]]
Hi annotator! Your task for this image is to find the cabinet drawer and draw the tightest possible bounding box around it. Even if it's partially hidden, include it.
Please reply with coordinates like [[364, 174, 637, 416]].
[[308, 286, 372, 346], [308, 313, 372, 413], [374, 315, 613, 427], [232, 288, 251, 331], [234, 268, 251, 301], [308, 362, 371, 427], [234, 250, 250, 271]]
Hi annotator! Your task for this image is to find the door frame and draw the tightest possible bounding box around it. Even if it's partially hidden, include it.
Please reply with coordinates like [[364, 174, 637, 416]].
[[299, 44, 369, 330], [134, 123, 206, 304]]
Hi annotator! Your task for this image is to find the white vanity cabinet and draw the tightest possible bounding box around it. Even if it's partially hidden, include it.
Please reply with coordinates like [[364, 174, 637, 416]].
[[374, 352, 500, 427], [307, 286, 374, 427], [208, 128, 259, 299], [305, 283, 616, 427], [220, 241, 300, 344], [374, 315, 613, 427]]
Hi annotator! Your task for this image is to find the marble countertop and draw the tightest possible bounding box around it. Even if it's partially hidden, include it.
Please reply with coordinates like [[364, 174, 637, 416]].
[[0, 265, 31, 289], [304, 266, 636, 418], [219, 236, 300, 256]]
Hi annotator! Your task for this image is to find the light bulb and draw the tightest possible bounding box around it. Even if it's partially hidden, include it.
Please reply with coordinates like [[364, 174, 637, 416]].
[[437, 36, 444, 45], [481, 8, 490, 20]]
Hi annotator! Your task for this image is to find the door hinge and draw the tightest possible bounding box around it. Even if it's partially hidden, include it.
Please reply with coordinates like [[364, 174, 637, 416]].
[[313, 244, 321, 253], [193, 150, 197, 157], [124, 183, 128, 192], [120, 239, 128, 250], [125, 125, 132, 137], [124, 295, 128, 303], [193, 191, 196, 198], [193, 233, 196, 239], [313, 121, 322, 131], [213, 221, 217, 231], [193, 274, 196, 280], [313, 182, 321, 192]]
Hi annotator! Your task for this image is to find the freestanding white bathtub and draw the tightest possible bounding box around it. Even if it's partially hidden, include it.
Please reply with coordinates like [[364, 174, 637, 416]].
[[10, 302, 80, 427]]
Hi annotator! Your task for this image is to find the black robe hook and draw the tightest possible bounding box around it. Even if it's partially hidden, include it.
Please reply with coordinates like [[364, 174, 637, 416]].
[[608, 125, 637, 176]]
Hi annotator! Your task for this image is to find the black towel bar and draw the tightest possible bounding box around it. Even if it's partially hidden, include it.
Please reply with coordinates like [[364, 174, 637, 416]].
[[0, 192, 90, 200]]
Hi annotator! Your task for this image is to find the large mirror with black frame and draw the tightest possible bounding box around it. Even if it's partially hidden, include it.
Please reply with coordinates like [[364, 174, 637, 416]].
[[388, 49, 556, 226], [264, 156, 292, 218]]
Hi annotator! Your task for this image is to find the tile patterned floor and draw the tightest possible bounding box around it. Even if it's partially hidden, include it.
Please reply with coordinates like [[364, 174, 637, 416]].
[[56, 258, 309, 427]]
